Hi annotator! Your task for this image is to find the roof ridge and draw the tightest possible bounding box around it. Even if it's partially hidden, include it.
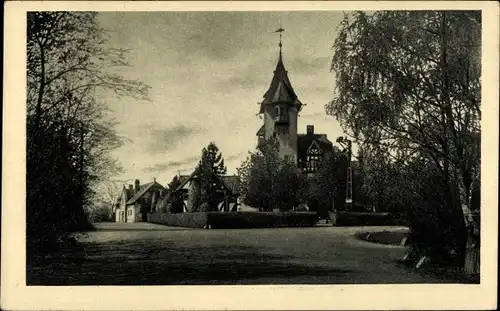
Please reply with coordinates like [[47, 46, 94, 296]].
[[126, 181, 164, 205]]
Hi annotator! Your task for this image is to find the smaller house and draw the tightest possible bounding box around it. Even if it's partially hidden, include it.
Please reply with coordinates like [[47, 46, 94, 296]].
[[173, 169, 241, 213], [115, 178, 166, 222]]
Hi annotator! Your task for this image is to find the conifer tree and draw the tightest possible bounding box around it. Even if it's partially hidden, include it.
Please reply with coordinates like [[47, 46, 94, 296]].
[[168, 175, 184, 213], [197, 142, 227, 211]]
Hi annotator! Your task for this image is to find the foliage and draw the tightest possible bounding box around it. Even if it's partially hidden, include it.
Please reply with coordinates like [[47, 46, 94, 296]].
[[308, 146, 348, 217], [238, 138, 308, 211], [148, 211, 318, 229], [148, 212, 208, 228], [167, 175, 184, 213], [331, 211, 396, 226], [195, 142, 227, 211], [27, 12, 150, 250], [168, 175, 182, 190], [328, 11, 481, 268], [86, 203, 114, 222]]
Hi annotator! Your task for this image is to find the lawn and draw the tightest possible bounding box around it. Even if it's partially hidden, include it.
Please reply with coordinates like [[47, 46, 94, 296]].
[[27, 222, 464, 285]]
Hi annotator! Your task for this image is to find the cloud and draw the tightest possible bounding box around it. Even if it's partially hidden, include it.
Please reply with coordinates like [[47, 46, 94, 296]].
[[301, 112, 326, 119], [287, 56, 332, 75], [217, 74, 267, 92], [142, 155, 200, 173], [142, 151, 247, 174], [145, 125, 203, 153], [225, 151, 247, 162]]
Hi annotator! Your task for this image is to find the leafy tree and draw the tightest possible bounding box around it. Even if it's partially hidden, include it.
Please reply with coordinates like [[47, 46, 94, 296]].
[[239, 138, 307, 211], [327, 11, 480, 272], [308, 147, 348, 217], [86, 203, 114, 222], [27, 12, 149, 251], [196, 142, 227, 211]]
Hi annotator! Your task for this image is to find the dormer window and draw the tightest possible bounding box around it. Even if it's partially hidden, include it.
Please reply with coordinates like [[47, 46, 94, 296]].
[[258, 135, 265, 144]]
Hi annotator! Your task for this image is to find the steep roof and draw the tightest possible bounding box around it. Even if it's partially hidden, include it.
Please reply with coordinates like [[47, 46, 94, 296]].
[[117, 187, 135, 203], [178, 175, 191, 187], [174, 169, 241, 196], [297, 133, 334, 160], [220, 175, 241, 195], [126, 181, 165, 205], [256, 124, 265, 136], [259, 54, 302, 113]]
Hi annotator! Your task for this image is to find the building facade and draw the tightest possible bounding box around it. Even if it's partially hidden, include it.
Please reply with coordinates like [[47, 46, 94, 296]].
[[172, 169, 241, 212], [257, 36, 333, 175], [114, 179, 166, 222]]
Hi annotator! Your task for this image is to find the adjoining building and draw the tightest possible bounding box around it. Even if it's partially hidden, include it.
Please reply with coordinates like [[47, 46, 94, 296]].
[[114, 179, 165, 222], [171, 168, 241, 212], [256, 32, 333, 176]]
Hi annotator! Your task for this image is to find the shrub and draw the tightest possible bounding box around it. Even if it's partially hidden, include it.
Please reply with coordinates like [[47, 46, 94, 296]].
[[148, 212, 208, 228], [148, 212, 318, 229], [329, 211, 396, 226]]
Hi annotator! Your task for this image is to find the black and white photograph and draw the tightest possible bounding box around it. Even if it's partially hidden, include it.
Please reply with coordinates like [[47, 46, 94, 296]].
[[2, 1, 498, 310]]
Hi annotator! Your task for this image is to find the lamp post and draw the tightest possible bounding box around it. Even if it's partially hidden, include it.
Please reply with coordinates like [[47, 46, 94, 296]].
[[336, 136, 353, 212]]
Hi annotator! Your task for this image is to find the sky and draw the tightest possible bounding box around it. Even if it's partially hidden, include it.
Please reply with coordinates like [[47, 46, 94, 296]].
[[97, 11, 347, 186]]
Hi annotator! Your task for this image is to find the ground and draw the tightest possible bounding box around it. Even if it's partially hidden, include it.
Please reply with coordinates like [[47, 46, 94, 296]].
[[27, 222, 464, 285]]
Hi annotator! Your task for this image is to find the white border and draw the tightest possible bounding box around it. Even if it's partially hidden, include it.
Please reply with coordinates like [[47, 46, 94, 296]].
[[2, 2, 498, 310]]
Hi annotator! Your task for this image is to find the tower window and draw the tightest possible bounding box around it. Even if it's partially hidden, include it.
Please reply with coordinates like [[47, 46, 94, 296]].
[[274, 105, 289, 123], [276, 127, 289, 135]]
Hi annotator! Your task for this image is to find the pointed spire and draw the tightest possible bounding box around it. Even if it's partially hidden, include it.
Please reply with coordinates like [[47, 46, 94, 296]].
[[274, 25, 285, 61], [258, 26, 303, 114]]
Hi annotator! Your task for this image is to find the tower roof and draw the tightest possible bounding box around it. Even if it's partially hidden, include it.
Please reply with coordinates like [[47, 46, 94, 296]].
[[259, 30, 303, 113]]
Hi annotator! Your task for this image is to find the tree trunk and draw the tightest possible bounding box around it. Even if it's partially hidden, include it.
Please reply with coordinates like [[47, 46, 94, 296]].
[[35, 41, 46, 131], [459, 171, 480, 276], [439, 11, 478, 275]]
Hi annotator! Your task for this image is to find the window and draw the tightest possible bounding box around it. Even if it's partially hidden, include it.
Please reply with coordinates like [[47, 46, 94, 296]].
[[128, 209, 132, 216], [276, 126, 289, 135], [306, 155, 321, 172], [274, 105, 289, 123], [284, 155, 291, 162]]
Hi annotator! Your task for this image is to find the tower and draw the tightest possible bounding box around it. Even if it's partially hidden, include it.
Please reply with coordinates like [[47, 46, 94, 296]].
[[256, 27, 303, 164]]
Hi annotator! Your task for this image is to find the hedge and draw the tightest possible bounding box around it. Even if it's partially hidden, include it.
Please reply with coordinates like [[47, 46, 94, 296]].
[[147, 212, 318, 229], [329, 211, 397, 226], [148, 212, 208, 228]]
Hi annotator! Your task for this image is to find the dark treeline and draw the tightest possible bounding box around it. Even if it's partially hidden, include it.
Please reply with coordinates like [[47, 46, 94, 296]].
[[27, 12, 149, 252]]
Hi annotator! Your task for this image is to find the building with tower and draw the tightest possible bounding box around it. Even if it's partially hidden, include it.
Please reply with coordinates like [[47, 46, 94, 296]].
[[256, 28, 333, 176]]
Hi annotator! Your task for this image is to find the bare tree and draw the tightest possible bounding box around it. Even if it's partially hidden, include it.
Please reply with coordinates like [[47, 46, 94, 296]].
[[27, 12, 150, 248]]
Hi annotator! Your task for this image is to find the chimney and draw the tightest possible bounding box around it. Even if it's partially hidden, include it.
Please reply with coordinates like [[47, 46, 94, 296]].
[[153, 177, 156, 183], [128, 184, 133, 194], [134, 179, 140, 193], [307, 125, 314, 135]]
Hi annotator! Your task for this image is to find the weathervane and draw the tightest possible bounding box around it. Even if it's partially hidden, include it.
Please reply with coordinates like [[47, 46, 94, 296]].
[[274, 24, 285, 57]]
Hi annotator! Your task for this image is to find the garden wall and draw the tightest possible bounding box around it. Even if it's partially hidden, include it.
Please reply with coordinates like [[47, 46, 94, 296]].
[[147, 212, 318, 229], [329, 211, 397, 226]]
